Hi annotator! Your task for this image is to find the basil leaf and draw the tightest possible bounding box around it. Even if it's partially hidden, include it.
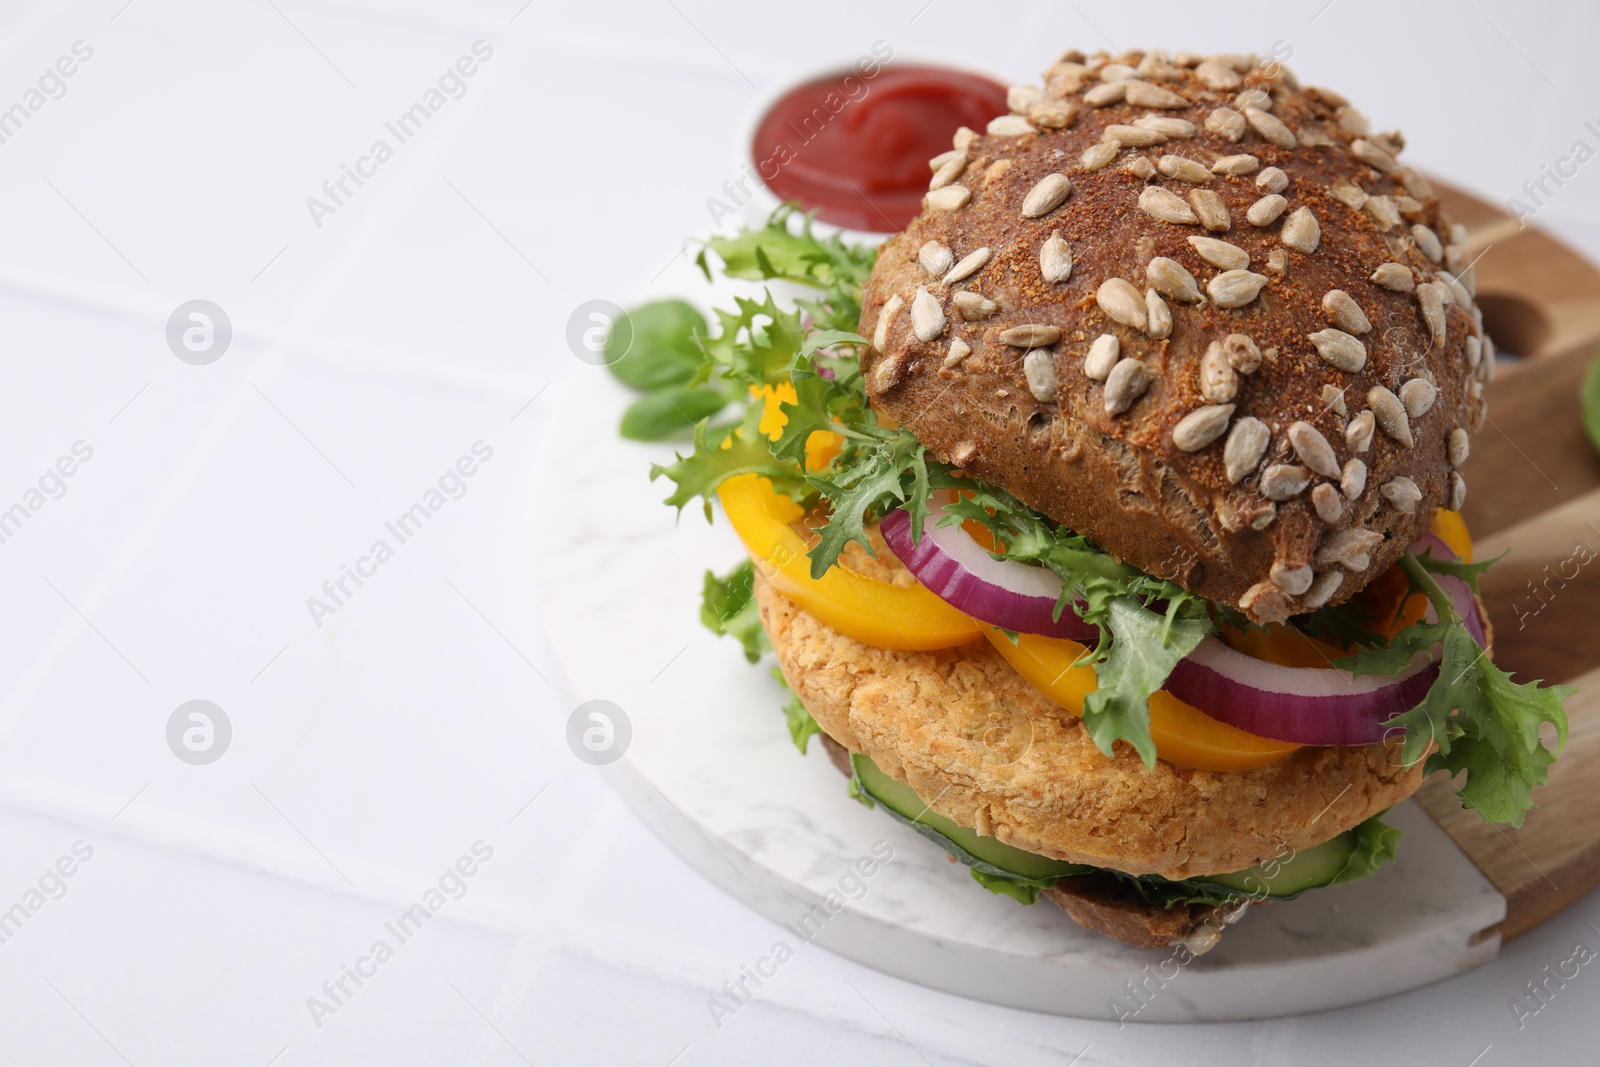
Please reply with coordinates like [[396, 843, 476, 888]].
[[606, 299, 707, 391]]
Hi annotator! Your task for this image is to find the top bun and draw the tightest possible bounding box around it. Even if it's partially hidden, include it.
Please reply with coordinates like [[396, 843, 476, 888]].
[[860, 49, 1491, 622]]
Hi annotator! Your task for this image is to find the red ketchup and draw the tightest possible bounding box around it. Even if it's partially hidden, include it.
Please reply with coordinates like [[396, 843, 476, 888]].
[[751, 64, 1009, 232]]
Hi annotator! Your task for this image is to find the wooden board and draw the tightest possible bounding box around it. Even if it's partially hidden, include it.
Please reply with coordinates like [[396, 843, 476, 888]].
[[1414, 181, 1600, 940]]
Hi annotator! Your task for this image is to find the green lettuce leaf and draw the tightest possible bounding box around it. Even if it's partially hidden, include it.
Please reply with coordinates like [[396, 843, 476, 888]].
[[1372, 554, 1573, 827], [1330, 813, 1403, 886], [1081, 597, 1211, 765], [699, 559, 768, 663]]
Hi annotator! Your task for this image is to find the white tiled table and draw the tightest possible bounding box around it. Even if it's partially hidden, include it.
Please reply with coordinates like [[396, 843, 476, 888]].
[[1, 1, 1596, 1062]]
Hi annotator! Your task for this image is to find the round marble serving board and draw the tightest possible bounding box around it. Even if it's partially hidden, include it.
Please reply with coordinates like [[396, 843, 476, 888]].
[[529, 252, 1515, 1021]]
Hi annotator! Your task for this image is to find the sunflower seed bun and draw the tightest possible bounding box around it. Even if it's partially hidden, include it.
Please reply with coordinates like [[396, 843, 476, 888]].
[[860, 48, 1491, 623]]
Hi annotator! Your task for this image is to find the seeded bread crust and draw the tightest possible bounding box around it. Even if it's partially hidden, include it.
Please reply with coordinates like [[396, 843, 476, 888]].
[[860, 49, 1491, 622], [757, 574, 1423, 880]]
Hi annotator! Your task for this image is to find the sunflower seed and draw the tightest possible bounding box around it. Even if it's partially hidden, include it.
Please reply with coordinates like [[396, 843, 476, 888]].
[[1450, 472, 1467, 510], [1139, 52, 1184, 79], [928, 149, 964, 172], [999, 324, 1061, 348], [1314, 528, 1384, 567], [1158, 155, 1213, 183], [1363, 195, 1400, 231], [1147, 257, 1203, 303], [1040, 232, 1073, 283], [1345, 410, 1376, 452], [1375, 129, 1406, 154], [1286, 421, 1340, 478], [1029, 97, 1078, 129], [1417, 282, 1448, 348], [943, 338, 971, 368], [1341, 458, 1368, 499], [1308, 84, 1351, 107], [1380, 476, 1422, 514], [1105, 124, 1167, 147], [919, 241, 953, 276], [1187, 236, 1248, 271], [1465, 334, 1482, 370], [1190, 189, 1231, 231], [930, 154, 968, 190], [1104, 357, 1152, 415], [1304, 570, 1344, 609], [952, 126, 978, 150], [1329, 178, 1367, 209], [1084, 81, 1127, 107], [1125, 81, 1187, 108], [1208, 269, 1269, 308], [1237, 88, 1273, 112], [1405, 171, 1438, 203], [1266, 248, 1289, 275], [1247, 194, 1288, 227], [1097, 277, 1149, 329], [1437, 269, 1472, 309], [1399, 379, 1437, 421], [1322, 384, 1348, 417], [1368, 386, 1413, 447], [1080, 141, 1119, 170], [1084, 333, 1121, 380], [872, 294, 903, 351], [1192, 342, 1235, 403], [1321, 290, 1372, 334], [982, 159, 1015, 187], [872, 355, 903, 393], [1249, 504, 1279, 531], [952, 291, 997, 320], [1100, 62, 1139, 81], [1281, 207, 1321, 252], [1351, 138, 1398, 173], [1022, 173, 1073, 218], [1206, 107, 1247, 141], [1271, 561, 1315, 596], [1246, 169, 1288, 199], [911, 287, 946, 342], [1448, 427, 1470, 468], [945, 246, 992, 284], [1224, 416, 1270, 483], [988, 114, 1037, 137], [1211, 154, 1260, 175], [1173, 404, 1234, 451], [1411, 224, 1443, 263], [1195, 60, 1242, 90], [1135, 116, 1196, 138], [926, 185, 971, 211], [1395, 195, 1424, 218], [1337, 106, 1371, 137], [1007, 85, 1045, 113], [1125, 156, 1157, 179], [1024, 349, 1059, 401], [1371, 262, 1414, 292], [1145, 288, 1173, 339], [1262, 464, 1311, 500], [1244, 107, 1296, 149], [1223, 333, 1262, 374]]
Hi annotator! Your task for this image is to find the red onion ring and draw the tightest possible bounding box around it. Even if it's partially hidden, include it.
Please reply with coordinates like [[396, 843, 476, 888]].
[[1163, 533, 1488, 747], [880, 492, 1097, 640]]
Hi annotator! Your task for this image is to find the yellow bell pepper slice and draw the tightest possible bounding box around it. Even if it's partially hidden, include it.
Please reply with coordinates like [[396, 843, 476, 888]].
[[984, 628, 1302, 771], [718, 472, 983, 650]]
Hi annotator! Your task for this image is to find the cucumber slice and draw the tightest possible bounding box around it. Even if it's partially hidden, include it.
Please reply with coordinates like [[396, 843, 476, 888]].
[[853, 752, 1362, 900], [851, 754, 1092, 882], [1187, 833, 1359, 901]]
